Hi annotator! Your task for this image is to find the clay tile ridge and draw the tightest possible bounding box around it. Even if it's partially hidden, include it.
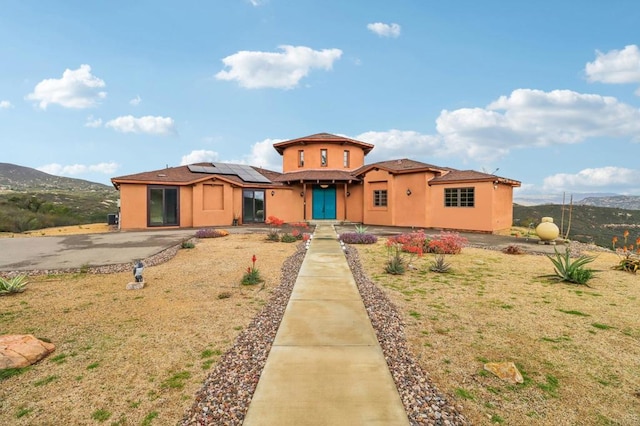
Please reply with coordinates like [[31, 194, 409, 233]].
[[273, 132, 374, 155]]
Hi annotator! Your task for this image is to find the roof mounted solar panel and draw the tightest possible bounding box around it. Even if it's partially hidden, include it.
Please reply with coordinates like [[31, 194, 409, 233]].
[[189, 162, 271, 183]]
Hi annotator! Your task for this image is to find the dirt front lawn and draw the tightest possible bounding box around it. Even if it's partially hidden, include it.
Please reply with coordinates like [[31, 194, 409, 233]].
[[0, 232, 298, 425], [356, 241, 640, 425]]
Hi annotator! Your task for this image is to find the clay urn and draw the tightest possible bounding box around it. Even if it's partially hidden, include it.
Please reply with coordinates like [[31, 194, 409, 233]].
[[536, 217, 560, 241]]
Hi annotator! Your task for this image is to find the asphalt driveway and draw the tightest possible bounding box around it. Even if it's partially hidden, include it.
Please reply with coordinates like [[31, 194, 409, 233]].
[[0, 229, 197, 271]]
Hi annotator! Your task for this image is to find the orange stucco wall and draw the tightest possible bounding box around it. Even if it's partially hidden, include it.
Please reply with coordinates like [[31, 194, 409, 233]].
[[281, 143, 366, 172], [118, 184, 148, 229], [429, 182, 512, 232]]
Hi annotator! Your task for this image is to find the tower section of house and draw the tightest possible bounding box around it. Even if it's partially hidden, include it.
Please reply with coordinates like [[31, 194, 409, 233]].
[[272, 133, 374, 222]]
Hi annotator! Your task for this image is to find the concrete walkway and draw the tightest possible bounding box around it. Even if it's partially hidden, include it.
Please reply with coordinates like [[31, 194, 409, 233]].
[[243, 225, 409, 426]]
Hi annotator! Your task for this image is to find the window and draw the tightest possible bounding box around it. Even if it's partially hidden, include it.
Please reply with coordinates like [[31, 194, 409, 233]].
[[298, 150, 304, 167], [148, 186, 179, 226], [243, 190, 265, 222], [445, 187, 475, 207], [343, 150, 350, 167], [320, 149, 327, 167], [373, 190, 387, 207]]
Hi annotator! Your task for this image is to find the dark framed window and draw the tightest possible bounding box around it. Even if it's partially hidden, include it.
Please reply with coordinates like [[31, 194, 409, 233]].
[[298, 150, 304, 167], [243, 189, 265, 223], [320, 149, 327, 167], [445, 187, 475, 207], [148, 186, 179, 226], [373, 190, 387, 207], [343, 150, 350, 167]]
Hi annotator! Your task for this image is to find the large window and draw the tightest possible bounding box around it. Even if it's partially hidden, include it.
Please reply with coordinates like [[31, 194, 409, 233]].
[[298, 150, 304, 167], [320, 149, 328, 167], [373, 190, 387, 207], [445, 187, 475, 207], [148, 186, 179, 226], [343, 150, 350, 168], [243, 189, 265, 223]]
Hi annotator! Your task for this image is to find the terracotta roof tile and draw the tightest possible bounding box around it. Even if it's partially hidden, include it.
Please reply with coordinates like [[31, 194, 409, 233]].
[[111, 164, 283, 187], [431, 170, 521, 187], [272, 169, 360, 183], [353, 158, 450, 176], [273, 133, 374, 155]]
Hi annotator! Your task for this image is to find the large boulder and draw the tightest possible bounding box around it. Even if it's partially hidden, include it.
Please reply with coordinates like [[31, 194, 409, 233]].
[[0, 334, 56, 369]]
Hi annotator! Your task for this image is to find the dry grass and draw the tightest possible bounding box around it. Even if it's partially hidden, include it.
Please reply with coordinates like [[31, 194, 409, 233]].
[[0, 233, 297, 425], [357, 241, 640, 425], [0, 223, 113, 238]]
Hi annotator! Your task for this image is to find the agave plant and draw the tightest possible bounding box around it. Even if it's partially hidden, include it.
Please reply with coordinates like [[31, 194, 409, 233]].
[[429, 254, 451, 273], [545, 247, 596, 285], [0, 275, 29, 295], [354, 224, 369, 234]]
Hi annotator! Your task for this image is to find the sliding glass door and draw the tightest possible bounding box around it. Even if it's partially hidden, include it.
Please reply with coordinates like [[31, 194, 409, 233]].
[[242, 190, 265, 223], [148, 186, 179, 226]]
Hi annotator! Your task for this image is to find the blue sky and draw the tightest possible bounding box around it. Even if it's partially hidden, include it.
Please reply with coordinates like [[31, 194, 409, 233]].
[[1, 0, 639, 203]]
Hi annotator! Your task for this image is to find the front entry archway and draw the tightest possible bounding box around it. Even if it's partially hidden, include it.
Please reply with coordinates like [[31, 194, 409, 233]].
[[312, 185, 336, 220]]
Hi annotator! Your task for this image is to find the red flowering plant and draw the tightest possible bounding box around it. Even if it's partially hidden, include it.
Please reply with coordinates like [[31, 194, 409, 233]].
[[612, 230, 640, 273], [427, 231, 468, 255], [265, 216, 284, 241], [241, 254, 263, 285], [384, 232, 424, 274]]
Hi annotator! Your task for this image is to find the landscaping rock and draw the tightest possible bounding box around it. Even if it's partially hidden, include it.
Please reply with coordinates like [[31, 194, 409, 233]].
[[0, 334, 55, 369], [484, 361, 524, 384], [126, 281, 145, 290]]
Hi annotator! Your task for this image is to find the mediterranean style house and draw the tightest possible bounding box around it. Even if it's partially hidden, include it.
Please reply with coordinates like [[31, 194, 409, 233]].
[[111, 133, 521, 232]]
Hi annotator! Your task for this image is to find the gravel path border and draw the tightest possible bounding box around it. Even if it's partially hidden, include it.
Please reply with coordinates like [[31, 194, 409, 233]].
[[182, 242, 469, 425]]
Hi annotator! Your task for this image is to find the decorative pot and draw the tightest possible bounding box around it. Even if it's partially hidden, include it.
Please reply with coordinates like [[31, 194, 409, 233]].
[[536, 217, 559, 241]]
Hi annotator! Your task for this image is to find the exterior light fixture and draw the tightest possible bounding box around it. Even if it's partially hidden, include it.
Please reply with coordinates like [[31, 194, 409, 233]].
[[271, 190, 275, 196], [406, 189, 412, 196], [300, 191, 305, 197], [346, 191, 351, 197]]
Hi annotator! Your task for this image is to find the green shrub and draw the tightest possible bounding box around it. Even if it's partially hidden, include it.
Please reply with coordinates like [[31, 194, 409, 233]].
[[280, 233, 298, 243], [181, 241, 195, 249], [0, 275, 28, 295], [266, 230, 280, 242], [546, 247, 596, 285]]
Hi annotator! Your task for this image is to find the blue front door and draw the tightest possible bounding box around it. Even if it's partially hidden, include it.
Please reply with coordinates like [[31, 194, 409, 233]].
[[312, 186, 336, 219]]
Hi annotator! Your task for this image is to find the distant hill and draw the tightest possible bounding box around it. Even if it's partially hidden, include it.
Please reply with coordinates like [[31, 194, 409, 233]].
[[513, 204, 639, 248], [576, 195, 640, 210], [0, 163, 113, 192], [0, 163, 118, 233]]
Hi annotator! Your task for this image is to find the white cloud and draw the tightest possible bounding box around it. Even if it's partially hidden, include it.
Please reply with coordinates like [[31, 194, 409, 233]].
[[129, 95, 142, 106], [105, 115, 175, 135], [248, 0, 265, 5], [367, 22, 401, 38], [215, 45, 343, 89], [38, 162, 119, 176], [542, 167, 637, 193], [434, 88, 640, 162], [242, 138, 283, 171], [180, 150, 220, 165], [85, 115, 103, 128], [585, 45, 640, 84], [0, 100, 13, 109], [26, 64, 107, 109], [355, 130, 442, 163]]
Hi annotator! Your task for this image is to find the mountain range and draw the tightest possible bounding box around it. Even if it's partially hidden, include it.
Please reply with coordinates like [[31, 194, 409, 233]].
[[0, 163, 114, 192]]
